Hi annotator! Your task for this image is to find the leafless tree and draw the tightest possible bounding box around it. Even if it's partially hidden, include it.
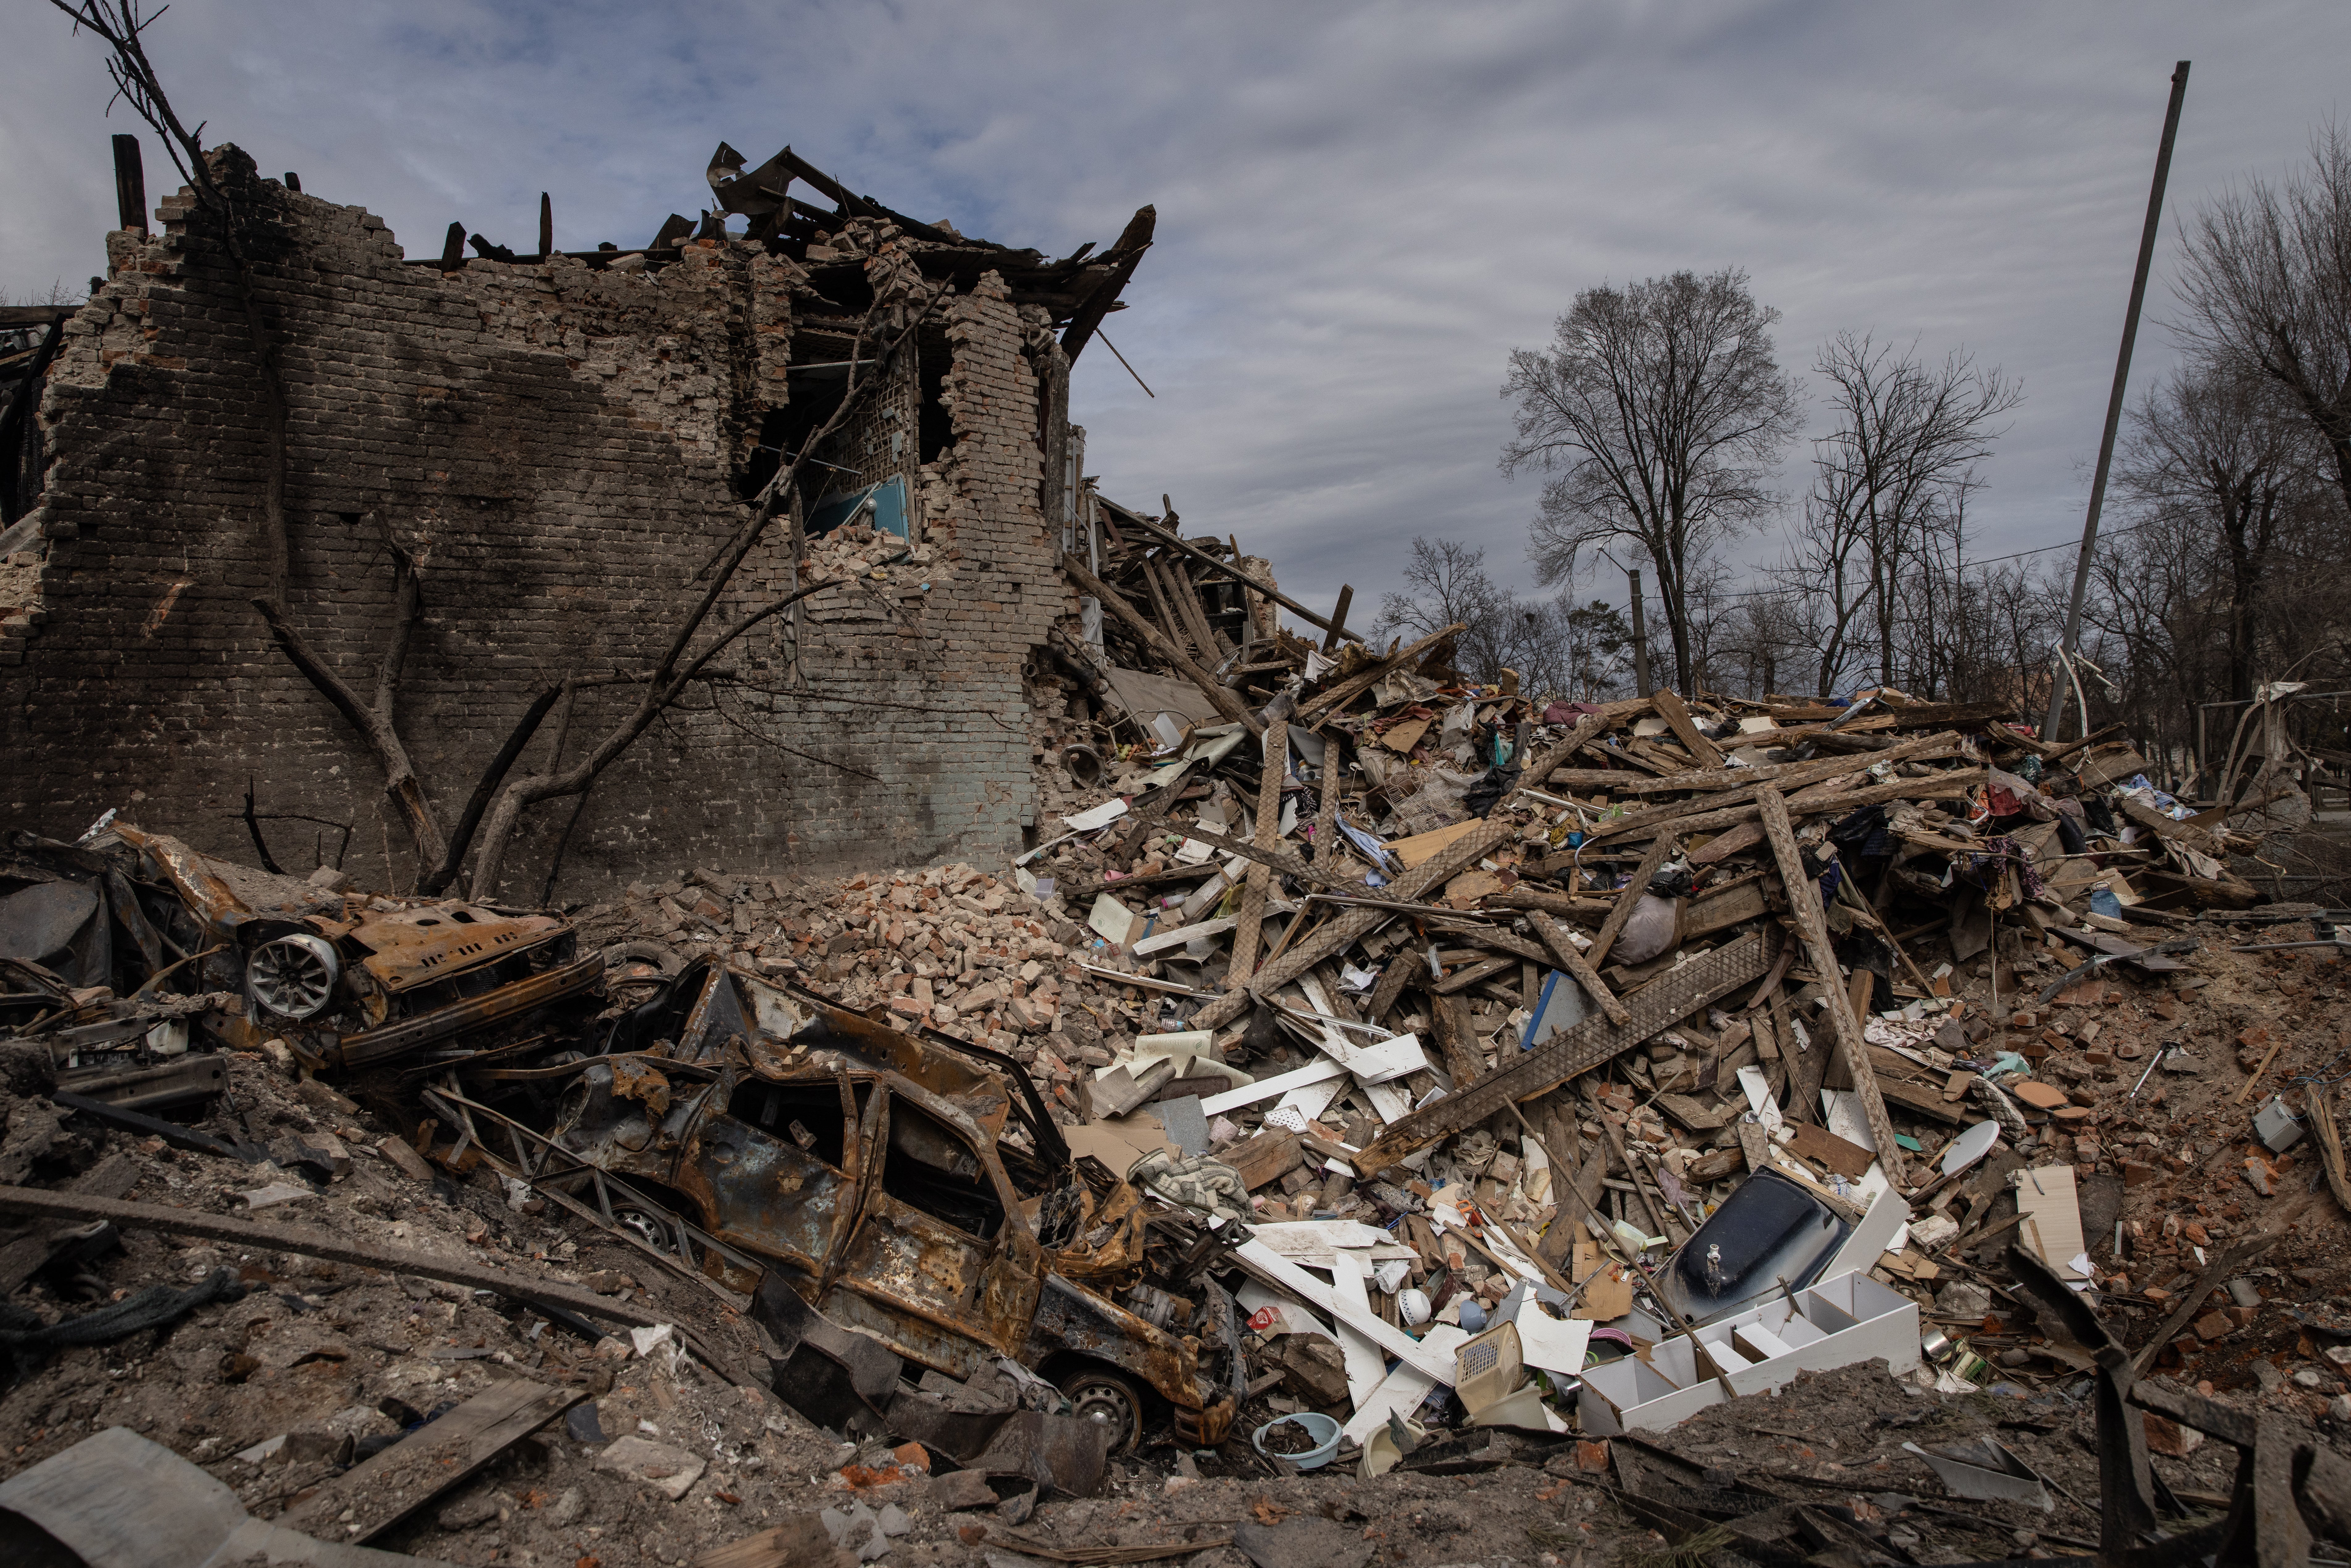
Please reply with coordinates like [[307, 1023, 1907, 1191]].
[[1372, 538, 1632, 701], [2085, 362, 2351, 783], [1501, 268, 1802, 692], [1703, 586, 1806, 701], [2174, 125, 2351, 518], [2112, 364, 2313, 702], [1373, 538, 1508, 649], [4, 282, 86, 307], [1797, 333, 2019, 690]]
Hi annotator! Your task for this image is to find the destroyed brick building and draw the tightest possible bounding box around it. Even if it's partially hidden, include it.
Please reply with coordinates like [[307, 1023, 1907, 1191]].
[[0, 139, 1157, 897]]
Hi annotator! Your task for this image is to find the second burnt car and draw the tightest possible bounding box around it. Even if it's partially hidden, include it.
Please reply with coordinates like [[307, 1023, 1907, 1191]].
[[113, 826, 605, 1075]]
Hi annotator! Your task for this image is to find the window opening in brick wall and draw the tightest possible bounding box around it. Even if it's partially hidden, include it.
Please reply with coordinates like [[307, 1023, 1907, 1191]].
[[917, 326, 954, 464]]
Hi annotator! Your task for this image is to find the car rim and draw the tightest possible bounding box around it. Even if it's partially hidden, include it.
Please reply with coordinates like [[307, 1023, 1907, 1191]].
[[1065, 1378, 1137, 1450], [249, 935, 337, 1019]]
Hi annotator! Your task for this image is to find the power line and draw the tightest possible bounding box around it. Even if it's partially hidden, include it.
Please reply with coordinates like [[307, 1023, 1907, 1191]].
[[1675, 512, 2169, 606]]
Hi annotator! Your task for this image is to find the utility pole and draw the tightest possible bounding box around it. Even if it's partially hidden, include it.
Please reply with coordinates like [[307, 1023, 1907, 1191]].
[[2046, 60, 2190, 740], [1627, 567, 1653, 698]]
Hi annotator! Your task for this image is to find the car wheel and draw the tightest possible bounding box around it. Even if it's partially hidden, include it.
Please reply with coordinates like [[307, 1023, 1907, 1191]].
[[612, 1203, 672, 1251], [1058, 1366, 1144, 1455]]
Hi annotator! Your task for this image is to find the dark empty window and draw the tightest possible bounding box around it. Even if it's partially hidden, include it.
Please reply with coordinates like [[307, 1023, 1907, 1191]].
[[882, 1098, 1002, 1240], [726, 1080, 863, 1171]]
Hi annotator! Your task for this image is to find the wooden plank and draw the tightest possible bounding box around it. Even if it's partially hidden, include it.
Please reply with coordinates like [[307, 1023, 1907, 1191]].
[[0, 1186, 671, 1329], [1354, 930, 1775, 1174], [1189, 704, 1647, 1030], [1429, 992, 1484, 1087], [0, 1155, 138, 1294], [1387, 819, 1483, 868], [1650, 688, 1725, 769], [1484, 887, 1614, 918], [2310, 1082, 2351, 1216], [1107, 502, 1366, 646], [1320, 585, 1354, 653], [1688, 820, 1764, 866], [1783, 1120, 1875, 1179], [1227, 720, 1287, 981], [1433, 954, 1516, 996], [1578, 734, 1961, 846], [1872, 1076, 1966, 1125], [1455, 926, 1553, 967], [1682, 875, 1768, 940], [1561, 767, 1985, 858], [1149, 552, 1221, 663], [1365, 948, 1425, 1023], [1166, 553, 1231, 659], [695, 1516, 840, 1568], [1296, 622, 1467, 727], [1529, 911, 1629, 1027], [1063, 553, 1261, 736], [1588, 830, 1679, 969], [1754, 784, 1908, 1183], [1658, 1093, 1735, 1132], [283, 1378, 583, 1541], [1137, 551, 1197, 660], [1228, 1130, 1304, 1190]]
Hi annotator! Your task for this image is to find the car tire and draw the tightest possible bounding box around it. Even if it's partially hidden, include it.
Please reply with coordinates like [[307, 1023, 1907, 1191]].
[[1057, 1366, 1144, 1455]]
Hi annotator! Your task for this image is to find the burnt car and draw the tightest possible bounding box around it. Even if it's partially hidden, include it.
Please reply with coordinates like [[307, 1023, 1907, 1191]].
[[111, 826, 604, 1074], [504, 960, 1236, 1452]]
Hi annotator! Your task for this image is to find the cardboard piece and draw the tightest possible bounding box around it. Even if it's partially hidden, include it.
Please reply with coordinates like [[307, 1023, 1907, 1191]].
[[1379, 717, 1432, 754], [1570, 1224, 1635, 1321], [1064, 1113, 1174, 1172], [1087, 893, 1138, 947], [1508, 1307, 1593, 1380], [2011, 1165, 2088, 1285], [1387, 820, 1484, 869]]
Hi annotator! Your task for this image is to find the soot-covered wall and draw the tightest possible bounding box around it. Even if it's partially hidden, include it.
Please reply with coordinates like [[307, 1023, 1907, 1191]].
[[5, 152, 1068, 897]]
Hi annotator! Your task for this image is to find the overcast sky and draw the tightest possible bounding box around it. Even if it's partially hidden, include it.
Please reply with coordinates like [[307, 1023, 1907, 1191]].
[[9, 1, 2349, 632]]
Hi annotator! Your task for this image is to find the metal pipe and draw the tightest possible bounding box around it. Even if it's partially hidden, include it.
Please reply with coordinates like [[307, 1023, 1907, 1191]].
[[2046, 61, 2190, 738]]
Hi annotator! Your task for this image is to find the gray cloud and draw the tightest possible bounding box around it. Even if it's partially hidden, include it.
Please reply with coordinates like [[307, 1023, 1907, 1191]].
[[8, 1, 2348, 629]]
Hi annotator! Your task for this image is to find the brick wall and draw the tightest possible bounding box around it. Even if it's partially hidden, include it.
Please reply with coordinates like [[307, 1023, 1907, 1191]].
[[3, 152, 1069, 898]]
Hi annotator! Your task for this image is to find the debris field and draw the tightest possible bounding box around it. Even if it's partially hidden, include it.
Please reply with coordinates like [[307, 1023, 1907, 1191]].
[[1, 133, 2349, 1568]]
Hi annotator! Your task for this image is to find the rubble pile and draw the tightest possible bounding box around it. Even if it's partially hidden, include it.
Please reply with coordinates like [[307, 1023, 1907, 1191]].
[[0, 559, 2348, 1567], [4, 632, 2351, 1563]]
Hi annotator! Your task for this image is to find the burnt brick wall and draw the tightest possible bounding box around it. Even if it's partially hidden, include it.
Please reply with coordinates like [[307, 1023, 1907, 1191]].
[[3, 159, 1068, 897]]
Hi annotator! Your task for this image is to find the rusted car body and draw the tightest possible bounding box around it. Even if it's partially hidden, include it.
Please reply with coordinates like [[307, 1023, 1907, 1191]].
[[542, 960, 1235, 1449], [112, 825, 602, 1073]]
